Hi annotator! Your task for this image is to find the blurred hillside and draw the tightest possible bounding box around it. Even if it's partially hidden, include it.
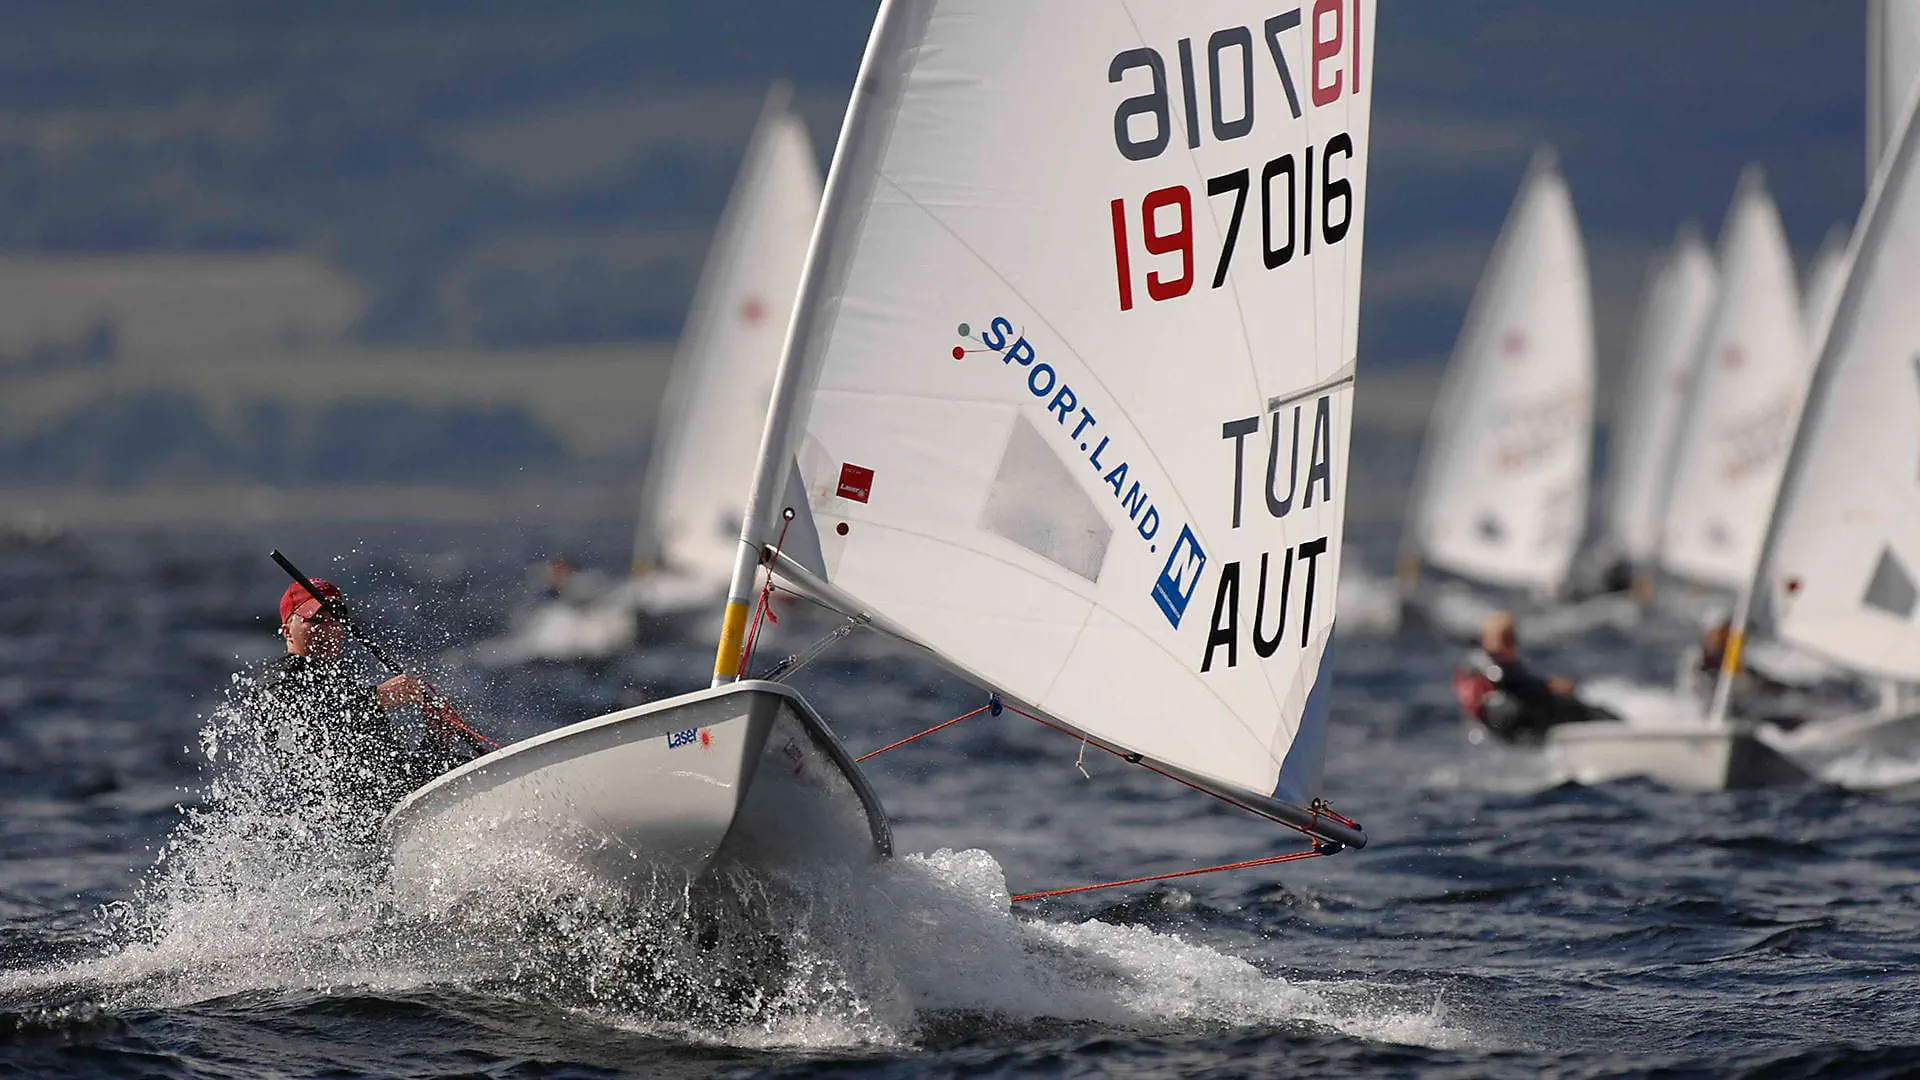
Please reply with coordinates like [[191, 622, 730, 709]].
[[0, 2, 1866, 522]]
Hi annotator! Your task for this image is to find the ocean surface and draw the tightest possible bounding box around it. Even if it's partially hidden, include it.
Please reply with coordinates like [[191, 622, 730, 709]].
[[3, 522, 1918, 1079]]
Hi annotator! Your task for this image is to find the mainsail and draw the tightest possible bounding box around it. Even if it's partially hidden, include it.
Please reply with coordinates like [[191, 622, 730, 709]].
[[1403, 149, 1593, 593], [1600, 224, 1718, 569], [1657, 169, 1810, 592], [717, 0, 1376, 830], [1870, 0, 1920, 180], [1741, 83, 1920, 682], [632, 86, 822, 586]]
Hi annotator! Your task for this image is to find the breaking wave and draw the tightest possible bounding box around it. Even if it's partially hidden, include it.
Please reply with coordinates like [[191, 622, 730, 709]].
[[0, 680, 1472, 1053]]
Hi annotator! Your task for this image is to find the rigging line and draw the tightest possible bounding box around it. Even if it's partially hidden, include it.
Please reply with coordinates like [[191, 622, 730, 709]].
[[850, 693, 1355, 899], [759, 616, 867, 682], [854, 704, 994, 763], [998, 700, 1334, 841], [1010, 847, 1332, 903], [739, 512, 795, 675]]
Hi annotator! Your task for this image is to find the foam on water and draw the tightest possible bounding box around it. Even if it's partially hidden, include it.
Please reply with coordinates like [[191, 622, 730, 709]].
[[863, 849, 1475, 1050], [0, 676, 1472, 1055]]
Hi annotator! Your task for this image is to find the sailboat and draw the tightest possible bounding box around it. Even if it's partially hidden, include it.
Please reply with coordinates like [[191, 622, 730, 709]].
[[1728, 79, 1920, 778], [475, 86, 824, 666], [1651, 169, 1811, 600], [627, 84, 825, 618], [1397, 148, 1605, 640], [1548, 169, 1816, 791], [391, 0, 1377, 900], [1595, 225, 1719, 598]]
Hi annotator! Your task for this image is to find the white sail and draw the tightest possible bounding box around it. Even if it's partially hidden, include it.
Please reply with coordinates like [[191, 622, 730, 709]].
[[1870, 0, 1920, 179], [1657, 169, 1810, 591], [732, 0, 1375, 813], [1600, 224, 1718, 567], [1800, 224, 1851, 347], [1405, 150, 1593, 593], [632, 87, 823, 586], [1752, 86, 1920, 681]]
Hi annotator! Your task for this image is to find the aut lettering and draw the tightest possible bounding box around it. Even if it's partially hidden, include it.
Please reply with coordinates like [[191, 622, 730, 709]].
[[1201, 537, 1329, 672]]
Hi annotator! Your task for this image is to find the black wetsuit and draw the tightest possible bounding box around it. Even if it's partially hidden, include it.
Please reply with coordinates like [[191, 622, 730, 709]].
[[244, 653, 475, 830], [1459, 649, 1610, 745]]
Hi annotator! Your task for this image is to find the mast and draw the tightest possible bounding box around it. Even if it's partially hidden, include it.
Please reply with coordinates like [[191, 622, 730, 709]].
[[713, 1, 921, 685]]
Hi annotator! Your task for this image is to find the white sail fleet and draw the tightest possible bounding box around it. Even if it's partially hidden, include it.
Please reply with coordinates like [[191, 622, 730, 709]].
[[387, 0, 1918, 911], [1394, 1, 1920, 789]]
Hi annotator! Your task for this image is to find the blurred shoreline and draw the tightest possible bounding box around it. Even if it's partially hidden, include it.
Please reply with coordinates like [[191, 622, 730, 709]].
[[1, 365, 1445, 532], [0, 481, 637, 530]]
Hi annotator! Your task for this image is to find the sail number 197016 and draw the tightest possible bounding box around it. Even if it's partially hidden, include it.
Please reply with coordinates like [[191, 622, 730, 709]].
[[1107, 2, 1362, 313]]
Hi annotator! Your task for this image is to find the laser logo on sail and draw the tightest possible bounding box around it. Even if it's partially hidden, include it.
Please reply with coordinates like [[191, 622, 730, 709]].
[[1154, 526, 1208, 628]]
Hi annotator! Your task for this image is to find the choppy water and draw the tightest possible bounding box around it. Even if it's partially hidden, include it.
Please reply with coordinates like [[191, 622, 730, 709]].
[[3, 524, 1919, 1078]]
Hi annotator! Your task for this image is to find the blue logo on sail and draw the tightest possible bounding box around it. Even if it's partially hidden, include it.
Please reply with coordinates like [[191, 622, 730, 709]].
[[1152, 525, 1207, 628]]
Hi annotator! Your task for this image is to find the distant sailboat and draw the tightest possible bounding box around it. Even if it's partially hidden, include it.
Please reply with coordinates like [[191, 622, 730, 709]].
[[1729, 79, 1920, 774], [1399, 148, 1596, 636], [629, 84, 824, 615], [1597, 225, 1718, 593], [395, 0, 1377, 899], [474, 86, 823, 666], [1655, 168, 1811, 595], [1548, 173, 1825, 792]]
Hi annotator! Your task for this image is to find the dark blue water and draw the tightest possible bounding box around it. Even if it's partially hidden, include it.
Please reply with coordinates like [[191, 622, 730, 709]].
[[3, 523, 1918, 1078]]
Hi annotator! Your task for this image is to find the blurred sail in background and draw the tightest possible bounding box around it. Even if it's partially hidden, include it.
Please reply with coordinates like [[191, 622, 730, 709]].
[[631, 84, 824, 614], [1600, 225, 1718, 578], [1401, 149, 1593, 601], [1657, 169, 1810, 593]]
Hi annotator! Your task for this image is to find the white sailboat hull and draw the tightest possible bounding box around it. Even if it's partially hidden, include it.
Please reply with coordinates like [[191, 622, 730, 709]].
[[1546, 720, 1808, 791], [384, 682, 890, 897]]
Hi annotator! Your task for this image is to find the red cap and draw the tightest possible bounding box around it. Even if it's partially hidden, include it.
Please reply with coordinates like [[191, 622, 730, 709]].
[[279, 578, 344, 626]]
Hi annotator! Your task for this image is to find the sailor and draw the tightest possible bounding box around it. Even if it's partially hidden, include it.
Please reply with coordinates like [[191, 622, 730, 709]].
[[246, 578, 477, 824], [1451, 611, 1609, 744], [1676, 612, 1791, 713]]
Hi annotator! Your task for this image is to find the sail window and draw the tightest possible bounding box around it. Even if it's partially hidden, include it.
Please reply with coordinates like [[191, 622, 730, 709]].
[[1862, 547, 1918, 619], [980, 416, 1113, 582]]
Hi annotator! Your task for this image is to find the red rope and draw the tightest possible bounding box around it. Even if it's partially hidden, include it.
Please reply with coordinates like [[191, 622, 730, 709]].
[[855, 704, 992, 763], [1010, 847, 1332, 903], [852, 695, 1357, 902], [738, 513, 793, 676]]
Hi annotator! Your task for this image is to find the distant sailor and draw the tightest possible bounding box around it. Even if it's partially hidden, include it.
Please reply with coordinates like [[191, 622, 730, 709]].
[[1451, 611, 1610, 744], [1676, 612, 1792, 715], [245, 578, 478, 827]]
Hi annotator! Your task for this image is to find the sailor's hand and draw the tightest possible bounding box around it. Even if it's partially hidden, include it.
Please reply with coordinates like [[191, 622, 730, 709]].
[[1548, 675, 1576, 696], [376, 673, 429, 709]]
